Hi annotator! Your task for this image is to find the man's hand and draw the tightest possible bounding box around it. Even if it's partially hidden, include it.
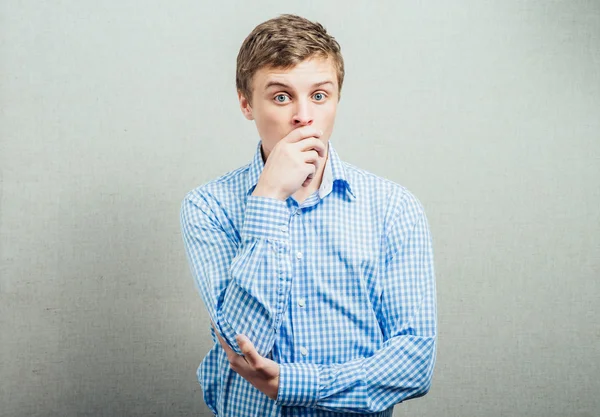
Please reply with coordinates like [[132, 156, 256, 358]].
[[212, 322, 280, 401], [253, 126, 327, 200]]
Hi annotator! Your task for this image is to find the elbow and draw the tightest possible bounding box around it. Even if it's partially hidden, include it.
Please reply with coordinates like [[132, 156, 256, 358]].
[[416, 371, 433, 397], [402, 340, 436, 403], [215, 307, 277, 358], [418, 334, 437, 396], [413, 353, 435, 399]]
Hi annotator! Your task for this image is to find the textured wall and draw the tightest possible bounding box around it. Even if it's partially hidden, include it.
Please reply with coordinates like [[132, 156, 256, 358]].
[[1, 1, 598, 416]]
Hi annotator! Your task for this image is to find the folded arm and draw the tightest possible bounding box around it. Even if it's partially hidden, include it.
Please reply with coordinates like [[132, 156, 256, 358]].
[[180, 191, 293, 356], [276, 194, 437, 412]]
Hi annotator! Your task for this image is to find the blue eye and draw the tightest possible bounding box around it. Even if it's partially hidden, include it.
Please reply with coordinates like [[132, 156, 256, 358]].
[[275, 94, 288, 103], [314, 93, 325, 101]]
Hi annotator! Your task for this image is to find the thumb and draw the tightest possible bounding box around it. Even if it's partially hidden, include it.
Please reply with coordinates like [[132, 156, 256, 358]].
[[236, 334, 261, 367]]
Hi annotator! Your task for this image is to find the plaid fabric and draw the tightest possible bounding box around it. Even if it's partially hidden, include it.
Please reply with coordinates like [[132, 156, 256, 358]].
[[181, 140, 437, 416]]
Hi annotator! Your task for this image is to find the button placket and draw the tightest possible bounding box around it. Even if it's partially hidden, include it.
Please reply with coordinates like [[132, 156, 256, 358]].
[[290, 206, 310, 362]]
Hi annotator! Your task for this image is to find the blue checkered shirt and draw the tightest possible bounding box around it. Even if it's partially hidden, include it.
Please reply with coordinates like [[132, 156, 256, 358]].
[[180, 140, 437, 416]]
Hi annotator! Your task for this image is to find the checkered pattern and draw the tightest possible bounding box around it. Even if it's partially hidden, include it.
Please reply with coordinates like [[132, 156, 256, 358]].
[[180, 140, 437, 416]]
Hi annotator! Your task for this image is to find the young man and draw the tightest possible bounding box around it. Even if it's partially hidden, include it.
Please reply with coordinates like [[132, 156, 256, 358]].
[[180, 14, 437, 417]]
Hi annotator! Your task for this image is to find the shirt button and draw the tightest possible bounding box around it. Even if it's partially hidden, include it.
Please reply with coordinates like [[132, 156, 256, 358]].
[[298, 298, 306, 308], [300, 347, 308, 356], [280, 226, 287, 232], [296, 251, 303, 259]]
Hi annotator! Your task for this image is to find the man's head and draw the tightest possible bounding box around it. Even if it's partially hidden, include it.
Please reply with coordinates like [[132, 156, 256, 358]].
[[236, 14, 344, 153]]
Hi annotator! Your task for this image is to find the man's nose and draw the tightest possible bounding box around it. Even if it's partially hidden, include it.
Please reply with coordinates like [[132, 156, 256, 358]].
[[292, 100, 313, 126]]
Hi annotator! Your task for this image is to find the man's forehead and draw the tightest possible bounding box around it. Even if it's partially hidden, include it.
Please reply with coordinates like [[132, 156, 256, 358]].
[[255, 58, 337, 89]]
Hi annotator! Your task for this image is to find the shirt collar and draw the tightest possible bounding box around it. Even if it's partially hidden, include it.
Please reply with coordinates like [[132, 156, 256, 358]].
[[246, 140, 355, 200]]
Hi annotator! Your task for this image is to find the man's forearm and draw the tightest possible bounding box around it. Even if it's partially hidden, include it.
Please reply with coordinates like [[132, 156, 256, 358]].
[[181, 192, 294, 356], [276, 333, 436, 412]]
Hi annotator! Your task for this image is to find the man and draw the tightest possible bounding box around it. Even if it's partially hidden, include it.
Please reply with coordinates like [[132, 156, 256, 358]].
[[180, 14, 437, 417]]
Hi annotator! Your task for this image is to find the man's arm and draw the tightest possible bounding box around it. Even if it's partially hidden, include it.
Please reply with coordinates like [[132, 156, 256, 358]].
[[181, 128, 326, 357], [273, 194, 437, 412], [180, 191, 292, 356]]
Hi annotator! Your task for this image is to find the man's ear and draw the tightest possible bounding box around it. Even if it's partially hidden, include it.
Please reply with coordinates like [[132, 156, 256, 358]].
[[238, 91, 254, 121]]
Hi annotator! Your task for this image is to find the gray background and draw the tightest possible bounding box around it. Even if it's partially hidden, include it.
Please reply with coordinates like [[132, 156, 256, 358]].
[[1, 0, 599, 416]]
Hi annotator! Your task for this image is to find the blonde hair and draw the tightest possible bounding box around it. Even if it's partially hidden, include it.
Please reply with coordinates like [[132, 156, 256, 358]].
[[236, 14, 345, 103]]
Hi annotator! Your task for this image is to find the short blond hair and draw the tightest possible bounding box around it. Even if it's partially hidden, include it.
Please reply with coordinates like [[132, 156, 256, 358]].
[[236, 14, 345, 103]]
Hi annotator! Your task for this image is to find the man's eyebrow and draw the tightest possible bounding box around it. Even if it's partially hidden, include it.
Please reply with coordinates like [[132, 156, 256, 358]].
[[312, 80, 334, 88], [263, 80, 335, 90], [264, 81, 292, 90]]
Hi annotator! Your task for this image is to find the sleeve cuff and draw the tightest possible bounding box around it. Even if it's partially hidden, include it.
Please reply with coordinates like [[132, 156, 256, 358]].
[[276, 362, 319, 407], [242, 196, 290, 241]]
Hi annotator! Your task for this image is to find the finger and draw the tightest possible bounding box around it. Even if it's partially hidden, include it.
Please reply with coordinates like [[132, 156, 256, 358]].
[[284, 126, 323, 143], [297, 138, 327, 158], [306, 163, 317, 179], [300, 162, 317, 188], [303, 150, 319, 169], [303, 150, 320, 165], [236, 334, 262, 368], [305, 163, 318, 182]]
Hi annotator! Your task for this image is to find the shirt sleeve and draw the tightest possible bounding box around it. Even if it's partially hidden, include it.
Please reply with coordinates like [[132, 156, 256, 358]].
[[180, 191, 293, 357], [275, 193, 437, 412]]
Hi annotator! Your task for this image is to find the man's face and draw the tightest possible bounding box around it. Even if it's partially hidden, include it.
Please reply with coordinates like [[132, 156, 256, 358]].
[[238, 56, 339, 156]]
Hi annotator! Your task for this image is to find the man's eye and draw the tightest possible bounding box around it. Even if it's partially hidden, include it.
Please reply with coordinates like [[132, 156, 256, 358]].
[[275, 94, 289, 103], [313, 92, 326, 101]]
